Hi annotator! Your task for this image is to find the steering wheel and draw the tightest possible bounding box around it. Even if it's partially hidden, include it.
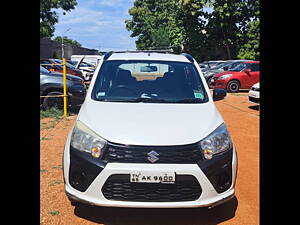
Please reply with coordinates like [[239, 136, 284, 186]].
[[108, 85, 138, 97]]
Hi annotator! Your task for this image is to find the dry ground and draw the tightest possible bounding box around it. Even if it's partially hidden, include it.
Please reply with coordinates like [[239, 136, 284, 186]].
[[40, 92, 259, 225]]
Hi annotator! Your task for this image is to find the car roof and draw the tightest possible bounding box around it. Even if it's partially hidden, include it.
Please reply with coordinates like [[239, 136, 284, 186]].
[[107, 52, 191, 63]]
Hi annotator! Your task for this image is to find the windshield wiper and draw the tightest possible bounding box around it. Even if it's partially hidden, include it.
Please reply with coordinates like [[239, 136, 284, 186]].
[[126, 97, 169, 103], [96, 97, 168, 103], [174, 98, 205, 103], [97, 97, 204, 103]]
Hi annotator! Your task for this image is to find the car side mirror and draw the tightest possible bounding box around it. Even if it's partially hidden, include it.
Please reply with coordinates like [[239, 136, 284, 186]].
[[213, 88, 227, 101], [244, 68, 251, 74]]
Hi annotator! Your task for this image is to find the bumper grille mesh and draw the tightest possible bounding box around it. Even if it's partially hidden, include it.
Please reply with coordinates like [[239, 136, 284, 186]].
[[102, 174, 202, 202]]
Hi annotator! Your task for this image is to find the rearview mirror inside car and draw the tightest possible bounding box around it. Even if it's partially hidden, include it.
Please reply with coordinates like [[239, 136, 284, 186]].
[[140, 66, 158, 72], [213, 88, 227, 101]]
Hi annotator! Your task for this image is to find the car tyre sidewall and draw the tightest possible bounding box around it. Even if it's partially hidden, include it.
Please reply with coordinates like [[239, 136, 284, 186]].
[[208, 77, 214, 89], [42, 91, 64, 110], [227, 80, 240, 93]]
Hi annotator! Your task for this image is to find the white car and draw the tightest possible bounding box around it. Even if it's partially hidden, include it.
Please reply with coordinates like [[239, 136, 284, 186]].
[[63, 51, 238, 209], [248, 82, 260, 104]]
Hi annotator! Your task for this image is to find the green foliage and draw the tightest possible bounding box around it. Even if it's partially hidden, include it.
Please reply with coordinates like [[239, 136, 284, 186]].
[[125, 0, 185, 51], [126, 0, 259, 61], [53, 36, 82, 47], [40, 0, 77, 38], [237, 20, 259, 60], [40, 107, 63, 119]]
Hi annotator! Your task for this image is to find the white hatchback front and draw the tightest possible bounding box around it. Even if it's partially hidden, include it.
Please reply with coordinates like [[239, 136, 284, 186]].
[[249, 82, 260, 104], [63, 51, 238, 208]]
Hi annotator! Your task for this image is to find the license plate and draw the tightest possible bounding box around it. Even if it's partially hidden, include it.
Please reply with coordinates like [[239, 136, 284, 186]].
[[130, 171, 175, 184]]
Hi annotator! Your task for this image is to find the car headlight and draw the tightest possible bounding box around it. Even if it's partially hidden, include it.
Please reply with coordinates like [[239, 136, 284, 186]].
[[70, 120, 107, 158], [200, 123, 233, 159], [218, 74, 232, 80]]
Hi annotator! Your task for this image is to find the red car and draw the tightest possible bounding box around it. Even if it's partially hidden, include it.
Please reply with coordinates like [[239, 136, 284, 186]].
[[212, 61, 260, 92], [40, 58, 84, 80]]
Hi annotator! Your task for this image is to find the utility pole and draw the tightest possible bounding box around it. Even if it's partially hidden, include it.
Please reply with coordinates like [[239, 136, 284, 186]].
[[61, 28, 71, 59]]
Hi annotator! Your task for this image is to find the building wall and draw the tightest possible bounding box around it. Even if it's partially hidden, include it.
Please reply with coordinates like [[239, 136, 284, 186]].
[[40, 38, 99, 59]]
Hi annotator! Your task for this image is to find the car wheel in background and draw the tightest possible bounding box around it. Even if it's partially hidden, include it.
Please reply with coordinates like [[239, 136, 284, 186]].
[[42, 91, 64, 110], [227, 80, 240, 93], [208, 77, 214, 89]]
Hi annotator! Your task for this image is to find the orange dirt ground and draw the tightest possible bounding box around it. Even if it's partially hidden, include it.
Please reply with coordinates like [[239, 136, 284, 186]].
[[40, 92, 259, 225]]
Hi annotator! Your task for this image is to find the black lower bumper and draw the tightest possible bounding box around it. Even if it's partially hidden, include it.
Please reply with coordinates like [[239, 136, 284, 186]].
[[68, 145, 234, 195], [249, 96, 259, 104]]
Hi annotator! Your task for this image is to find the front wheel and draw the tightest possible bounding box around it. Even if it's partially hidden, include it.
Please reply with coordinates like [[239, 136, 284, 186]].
[[227, 80, 240, 93], [42, 91, 64, 110]]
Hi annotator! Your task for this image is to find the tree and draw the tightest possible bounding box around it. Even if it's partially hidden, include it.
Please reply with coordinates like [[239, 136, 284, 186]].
[[40, 0, 77, 38], [237, 20, 259, 60], [203, 0, 259, 60], [125, 0, 185, 51], [125, 0, 208, 59], [53, 36, 82, 47], [125, 0, 259, 61]]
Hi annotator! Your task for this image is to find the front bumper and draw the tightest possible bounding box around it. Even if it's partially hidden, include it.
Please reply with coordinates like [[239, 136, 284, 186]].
[[248, 90, 260, 104], [63, 132, 238, 208], [68, 84, 86, 106]]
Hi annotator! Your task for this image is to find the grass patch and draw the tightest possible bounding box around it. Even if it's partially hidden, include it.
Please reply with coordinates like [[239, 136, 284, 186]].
[[40, 108, 63, 130], [40, 108, 63, 120], [49, 180, 63, 186], [48, 210, 60, 216], [41, 137, 51, 141], [40, 169, 48, 173], [52, 165, 62, 170]]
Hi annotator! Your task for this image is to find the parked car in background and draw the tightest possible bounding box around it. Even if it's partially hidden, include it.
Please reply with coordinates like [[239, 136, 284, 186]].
[[66, 59, 95, 81], [199, 60, 226, 72], [74, 56, 97, 82], [71, 55, 103, 67], [40, 58, 84, 80], [52, 59, 85, 80], [204, 60, 251, 88], [212, 61, 260, 92], [248, 82, 260, 104], [40, 66, 86, 110]]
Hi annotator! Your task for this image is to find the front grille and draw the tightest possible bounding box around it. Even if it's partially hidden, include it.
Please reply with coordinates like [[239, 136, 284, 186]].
[[102, 142, 203, 164], [102, 174, 202, 202]]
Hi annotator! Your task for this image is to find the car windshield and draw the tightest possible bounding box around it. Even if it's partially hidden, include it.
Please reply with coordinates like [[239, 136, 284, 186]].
[[91, 60, 208, 103], [80, 61, 94, 67], [210, 61, 231, 69], [228, 63, 247, 71], [40, 66, 50, 74]]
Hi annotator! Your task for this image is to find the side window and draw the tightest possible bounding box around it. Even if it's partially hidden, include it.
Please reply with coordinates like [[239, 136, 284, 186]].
[[250, 63, 259, 72]]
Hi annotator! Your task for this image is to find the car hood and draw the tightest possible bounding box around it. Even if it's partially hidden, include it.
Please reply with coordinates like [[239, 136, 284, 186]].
[[77, 100, 224, 146], [252, 82, 260, 88], [205, 69, 224, 76], [213, 70, 240, 78]]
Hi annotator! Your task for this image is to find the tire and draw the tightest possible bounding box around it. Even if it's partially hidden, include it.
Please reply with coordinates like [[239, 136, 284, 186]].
[[42, 91, 64, 110], [207, 77, 214, 89], [227, 80, 240, 93]]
